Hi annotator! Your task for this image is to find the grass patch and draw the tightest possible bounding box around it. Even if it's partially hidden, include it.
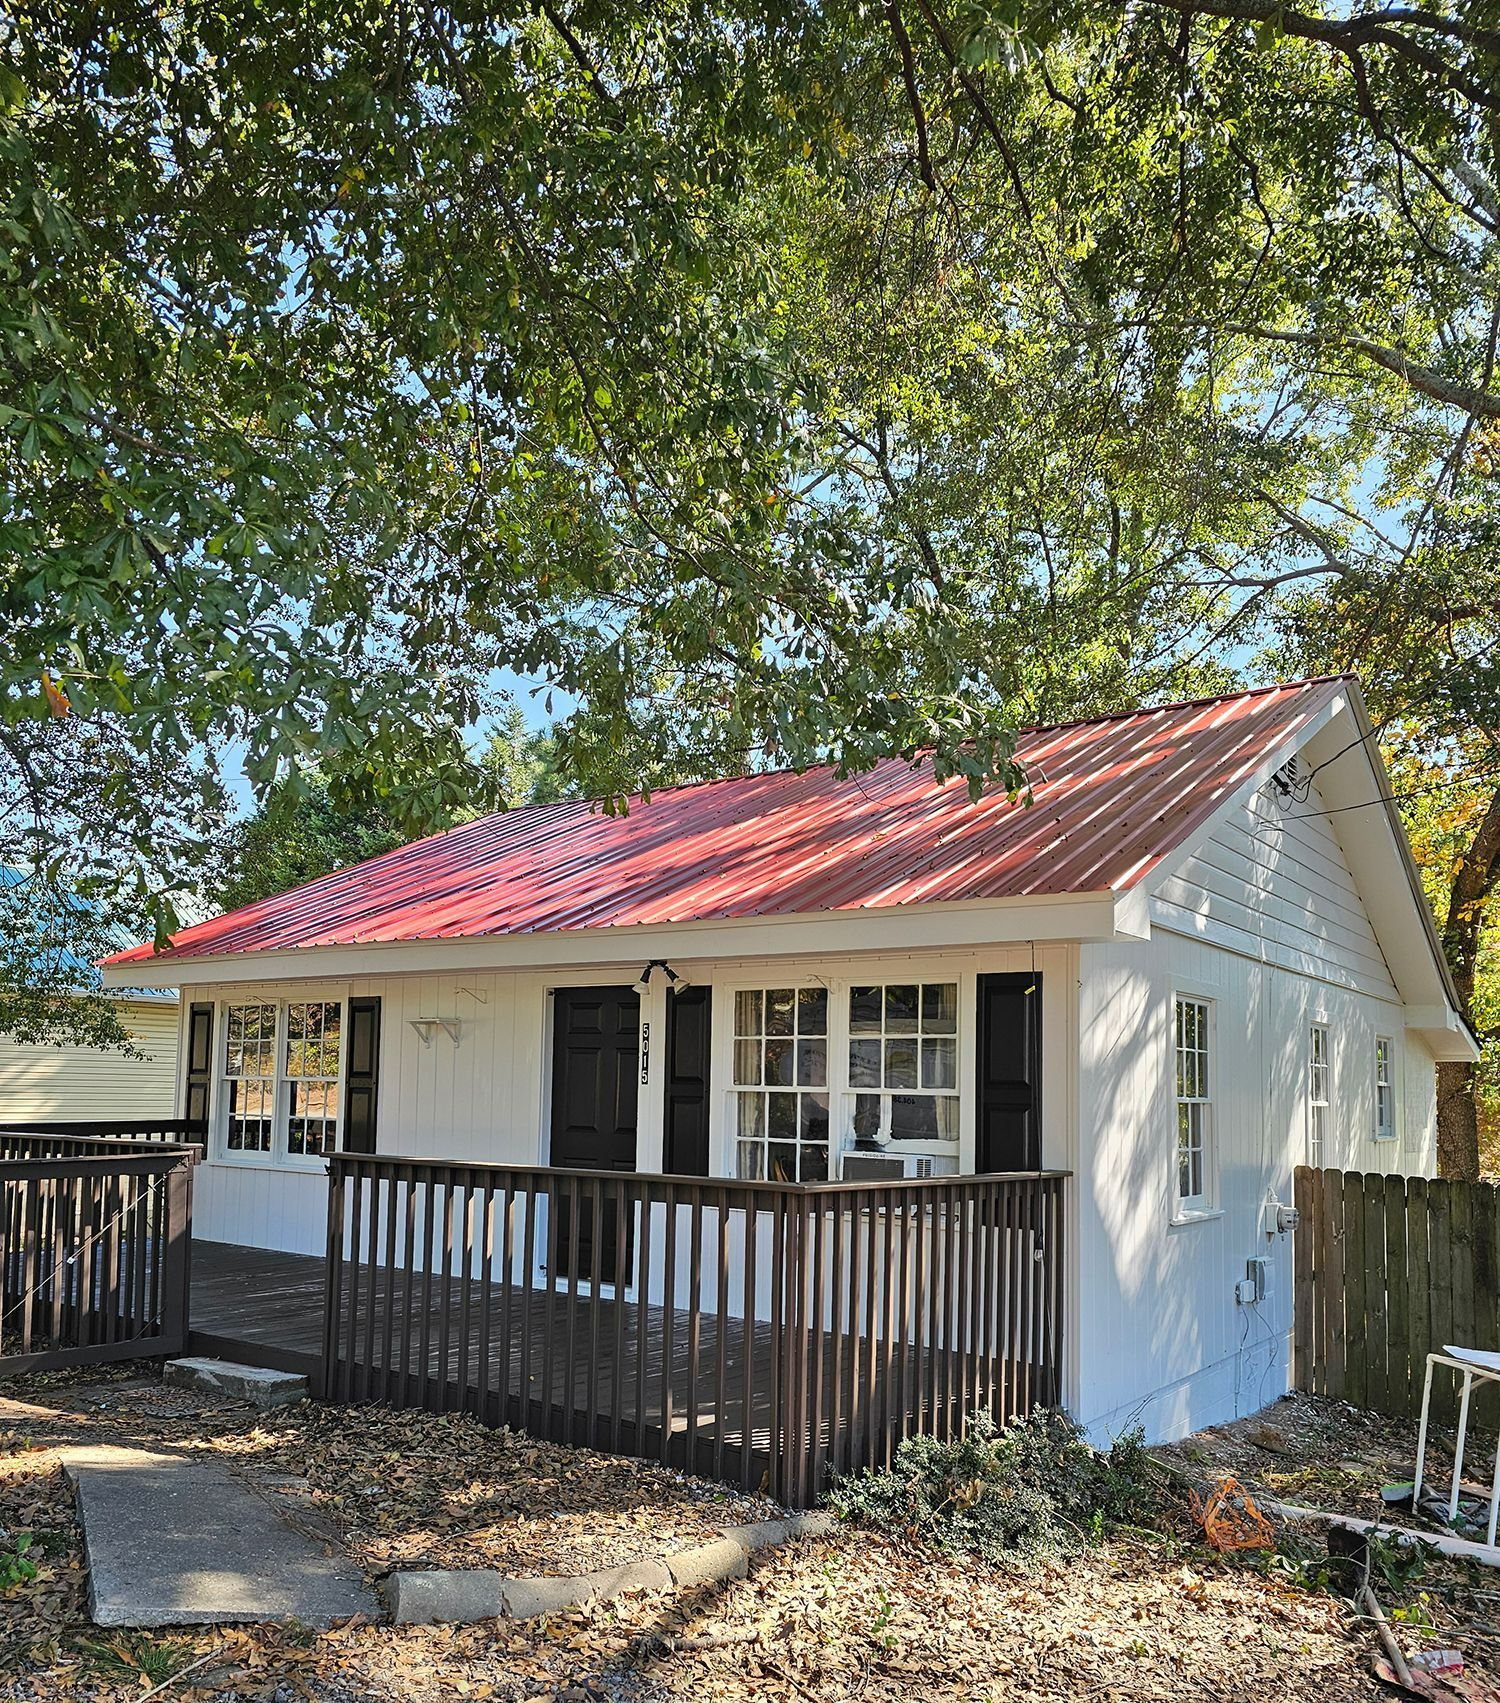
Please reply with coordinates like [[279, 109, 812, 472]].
[[828, 1410, 1160, 1564], [0, 1532, 38, 1592], [77, 1630, 200, 1687]]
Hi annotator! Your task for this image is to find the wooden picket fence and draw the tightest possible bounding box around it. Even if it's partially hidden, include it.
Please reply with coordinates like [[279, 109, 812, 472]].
[[1294, 1165, 1500, 1424]]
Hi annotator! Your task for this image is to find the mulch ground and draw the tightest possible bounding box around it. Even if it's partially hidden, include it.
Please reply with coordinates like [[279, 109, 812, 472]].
[[0, 1368, 777, 1578], [1154, 1388, 1497, 1532], [0, 1371, 1478, 1702]]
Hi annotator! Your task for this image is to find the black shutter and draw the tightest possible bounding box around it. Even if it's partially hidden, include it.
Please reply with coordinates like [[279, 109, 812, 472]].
[[183, 1002, 214, 1135], [343, 996, 382, 1154], [976, 972, 1042, 1172], [663, 986, 712, 1175]]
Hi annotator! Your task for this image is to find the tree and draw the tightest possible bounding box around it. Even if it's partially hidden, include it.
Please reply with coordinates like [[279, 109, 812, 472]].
[[477, 706, 574, 810], [213, 704, 577, 912], [1270, 497, 1500, 1178], [5, 1, 1497, 1048]]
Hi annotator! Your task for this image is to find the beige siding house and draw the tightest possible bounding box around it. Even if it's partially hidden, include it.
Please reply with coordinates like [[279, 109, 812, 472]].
[[0, 994, 179, 1121]]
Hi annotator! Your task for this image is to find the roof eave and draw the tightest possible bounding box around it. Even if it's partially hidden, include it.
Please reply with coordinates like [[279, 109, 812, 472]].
[[98, 887, 1150, 989]]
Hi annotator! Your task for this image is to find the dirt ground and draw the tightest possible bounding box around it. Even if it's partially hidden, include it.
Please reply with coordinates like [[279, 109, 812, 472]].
[[0, 1372, 1485, 1702]]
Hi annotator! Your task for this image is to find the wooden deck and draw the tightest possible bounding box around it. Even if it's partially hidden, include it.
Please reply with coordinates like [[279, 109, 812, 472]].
[[188, 1234, 1052, 1494], [189, 1240, 327, 1374]]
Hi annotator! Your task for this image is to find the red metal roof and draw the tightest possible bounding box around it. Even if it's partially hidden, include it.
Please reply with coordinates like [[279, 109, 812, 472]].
[[106, 677, 1349, 965]]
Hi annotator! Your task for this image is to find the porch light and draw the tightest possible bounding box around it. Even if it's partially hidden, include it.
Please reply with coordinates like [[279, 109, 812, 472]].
[[633, 959, 691, 996]]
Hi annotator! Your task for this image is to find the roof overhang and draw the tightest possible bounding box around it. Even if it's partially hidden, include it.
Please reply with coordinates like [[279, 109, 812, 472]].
[[99, 886, 1152, 989]]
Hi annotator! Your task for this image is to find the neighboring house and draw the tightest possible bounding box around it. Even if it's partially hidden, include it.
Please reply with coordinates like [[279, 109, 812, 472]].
[[0, 867, 179, 1121], [102, 677, 1475, 1443]]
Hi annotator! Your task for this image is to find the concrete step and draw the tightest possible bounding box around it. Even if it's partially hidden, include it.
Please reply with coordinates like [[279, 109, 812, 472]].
[[164, 1356, 308, 1411], [62, 1445, 376, 1628]]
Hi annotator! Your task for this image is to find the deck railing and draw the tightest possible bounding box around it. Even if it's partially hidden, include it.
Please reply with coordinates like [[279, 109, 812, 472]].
[[323, 1155, 1067, 1505], [0, 1133, 199, 1373], [0, 1118, 200, 1154]]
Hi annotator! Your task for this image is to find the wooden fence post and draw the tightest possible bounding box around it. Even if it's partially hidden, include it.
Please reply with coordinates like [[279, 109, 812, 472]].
[[1293, 1167, 1313, 1393], [158, 1158, 194, 1356]]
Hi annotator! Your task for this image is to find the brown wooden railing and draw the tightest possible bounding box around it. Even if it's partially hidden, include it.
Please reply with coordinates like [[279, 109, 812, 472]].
[[0, 1134, 198, 1374], [0, 1118, 199, 1152], [322, 1155, 1067, 1505]]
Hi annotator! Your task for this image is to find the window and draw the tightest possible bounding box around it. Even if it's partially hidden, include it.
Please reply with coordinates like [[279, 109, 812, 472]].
[[1174, 996, 1212, 1212], [1375, 1036, 1396, 1141], [223, 1003, 278, 1154], [220, 999, 344, 1164], [845, 981, 959, 1161], [1308, 1023, 1330, 1167], [286, 1002, 343, 1157], [733, 987, 829, 1182]]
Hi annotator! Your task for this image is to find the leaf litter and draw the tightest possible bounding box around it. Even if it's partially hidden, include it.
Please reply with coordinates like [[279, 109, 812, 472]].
[[0, 1369, 1460, 1701]]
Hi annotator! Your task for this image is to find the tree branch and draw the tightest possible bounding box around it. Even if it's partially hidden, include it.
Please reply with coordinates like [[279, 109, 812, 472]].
[[1105, 317, 1500, 417], [883, 0, 936, 194], [1123, 0, 1500, 113]]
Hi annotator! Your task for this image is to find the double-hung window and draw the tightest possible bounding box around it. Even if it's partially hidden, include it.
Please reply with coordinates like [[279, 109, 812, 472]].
[[1174, 996, 1213, 1214], [220, 999, 344, 1164], [1308, 1023, 1330, 1167], [1375, 1036, 1396, 1141], [845, 981, 959, 1174], [732, 987, 830, 1182]]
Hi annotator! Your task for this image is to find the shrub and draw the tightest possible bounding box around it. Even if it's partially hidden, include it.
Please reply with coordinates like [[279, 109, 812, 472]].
[[829, 1410, 1156, 1564]]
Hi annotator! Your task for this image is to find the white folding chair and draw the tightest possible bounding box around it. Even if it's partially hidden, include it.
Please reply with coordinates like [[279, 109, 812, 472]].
[[1413, 1346, 1500, 1547]]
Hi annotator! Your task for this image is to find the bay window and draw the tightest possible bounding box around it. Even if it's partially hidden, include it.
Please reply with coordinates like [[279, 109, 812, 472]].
[[219, 998, 344, 1164]]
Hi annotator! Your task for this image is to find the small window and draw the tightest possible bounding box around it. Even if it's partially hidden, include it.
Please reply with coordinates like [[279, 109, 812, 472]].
[[1308, 1023, 1330, 1167], [1375, 1036, 1396, 1141], [219, 998, 345, 1164], [733, 986, 829, 1182], [1174, 996, 1212, 1213]]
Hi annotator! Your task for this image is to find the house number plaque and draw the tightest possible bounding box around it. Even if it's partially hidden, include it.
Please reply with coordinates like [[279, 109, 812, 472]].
[[640, 1021, 650, 1084]]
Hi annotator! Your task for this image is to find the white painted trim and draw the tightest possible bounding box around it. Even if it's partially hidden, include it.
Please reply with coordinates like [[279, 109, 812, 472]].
[[102, 891, 1135, 989]]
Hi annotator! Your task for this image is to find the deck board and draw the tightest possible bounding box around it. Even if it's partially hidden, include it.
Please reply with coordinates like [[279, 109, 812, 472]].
[[188, 1238, 1040, 1491]]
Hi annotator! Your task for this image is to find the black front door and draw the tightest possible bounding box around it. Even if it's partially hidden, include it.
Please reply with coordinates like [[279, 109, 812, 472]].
[[976, 972, 1043, 1172], [549, 986, 640, 1281]]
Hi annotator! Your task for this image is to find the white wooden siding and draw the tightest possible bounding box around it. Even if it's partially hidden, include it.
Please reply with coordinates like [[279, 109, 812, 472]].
[[179, 944, 1077, 1258], [0, 999, 179, 1120], [1074, 928, 1437, 1445], [1151, 779, 1400, 1001]]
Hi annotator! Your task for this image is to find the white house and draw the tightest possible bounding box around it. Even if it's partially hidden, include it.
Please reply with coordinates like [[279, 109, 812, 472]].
[[101, 676, 1474, 1444]]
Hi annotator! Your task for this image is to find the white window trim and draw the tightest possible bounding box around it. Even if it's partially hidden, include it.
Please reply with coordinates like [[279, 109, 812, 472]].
[[1374, 1034, 1398, 1142], [720, 974, 968, 1182], [1308, 1022, 1331, 1169], [213, 997, 346, 1172], [1171, 992, 1217, 1224], [726, 981, 836, 1183]]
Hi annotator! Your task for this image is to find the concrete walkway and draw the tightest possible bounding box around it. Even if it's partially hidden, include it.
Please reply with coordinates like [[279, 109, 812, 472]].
[[63, 1444, 377, 1628]]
